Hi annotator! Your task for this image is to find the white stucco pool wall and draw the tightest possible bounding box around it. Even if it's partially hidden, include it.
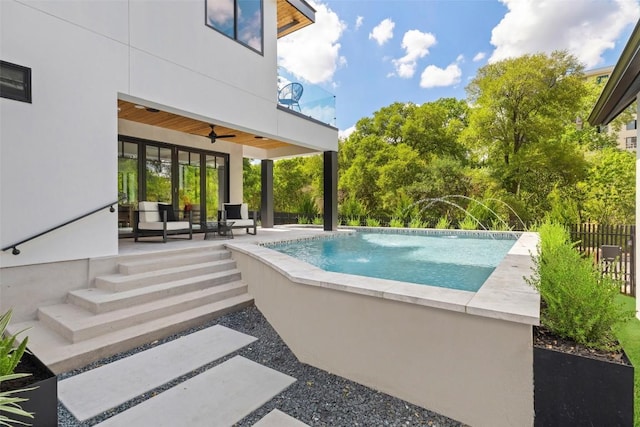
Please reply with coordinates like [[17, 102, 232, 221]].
[[227, 230, 540, 427]]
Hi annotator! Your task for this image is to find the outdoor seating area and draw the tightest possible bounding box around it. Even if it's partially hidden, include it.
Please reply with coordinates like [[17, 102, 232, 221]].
[[134, 201, 193, 243], [221, 203, 257, 235]]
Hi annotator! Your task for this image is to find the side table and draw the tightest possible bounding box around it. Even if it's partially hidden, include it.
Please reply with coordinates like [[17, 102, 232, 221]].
[[204, 221, 235, 240]]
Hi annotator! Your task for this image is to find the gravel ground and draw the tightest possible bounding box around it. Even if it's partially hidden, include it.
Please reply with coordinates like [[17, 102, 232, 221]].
[[58, 306, 466, 426]]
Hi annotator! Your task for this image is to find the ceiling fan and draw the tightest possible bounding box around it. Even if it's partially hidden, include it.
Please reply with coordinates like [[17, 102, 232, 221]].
[[207, 124, 236, 143]]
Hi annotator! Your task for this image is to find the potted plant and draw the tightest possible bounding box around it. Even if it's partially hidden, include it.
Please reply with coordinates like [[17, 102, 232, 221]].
[[528, 222, 634, 426], [0, 309, 57, 427]]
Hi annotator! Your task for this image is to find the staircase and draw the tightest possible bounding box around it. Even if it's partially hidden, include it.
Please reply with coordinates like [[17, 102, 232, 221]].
[[8, 245, 253, 374]]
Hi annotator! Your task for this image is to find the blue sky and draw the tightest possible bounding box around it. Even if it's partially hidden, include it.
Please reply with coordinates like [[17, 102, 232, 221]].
[[277, 0, 640, 136]]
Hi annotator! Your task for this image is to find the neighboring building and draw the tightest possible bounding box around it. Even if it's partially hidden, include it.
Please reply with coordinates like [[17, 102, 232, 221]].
[[0, 1, 338, 315], [586, 66, 637, 151], [589, 18, 640, 317]]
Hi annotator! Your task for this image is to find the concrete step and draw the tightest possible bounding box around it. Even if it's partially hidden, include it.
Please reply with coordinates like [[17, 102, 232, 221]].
[[59, 325, 257, 422], [8, 293, 254, 374], [70, 269, 242, 313], [253, 410, 310, 427], [39, 282, 248, 343], [95, 356, 296, 427], [118, 249, 231, 275], [96, 259, 237, 292]]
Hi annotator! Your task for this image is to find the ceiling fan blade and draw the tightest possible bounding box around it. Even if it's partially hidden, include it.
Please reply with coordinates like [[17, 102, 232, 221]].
[[207, 124, 236, 141]]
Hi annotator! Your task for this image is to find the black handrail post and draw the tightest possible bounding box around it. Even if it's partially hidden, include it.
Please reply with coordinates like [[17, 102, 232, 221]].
[[2, 200, 119, 255]]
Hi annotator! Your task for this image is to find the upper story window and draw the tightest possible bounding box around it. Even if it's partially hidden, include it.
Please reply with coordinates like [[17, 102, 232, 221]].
[[206, 0, 263, 54], [626, 120, 637, 131]]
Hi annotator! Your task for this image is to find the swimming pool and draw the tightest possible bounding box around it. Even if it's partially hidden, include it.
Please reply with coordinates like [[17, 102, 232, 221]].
[[270, 231, 517, 292]]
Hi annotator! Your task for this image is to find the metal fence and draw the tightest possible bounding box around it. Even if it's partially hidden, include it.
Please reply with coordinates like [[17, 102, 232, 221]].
[[569, 224, 636, 296]]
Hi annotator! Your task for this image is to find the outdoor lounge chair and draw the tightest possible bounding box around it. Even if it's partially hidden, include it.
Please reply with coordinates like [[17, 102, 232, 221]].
[[221, 203, 257, 235], [278, 82, 303, 112], [134, 201, 193, 242]]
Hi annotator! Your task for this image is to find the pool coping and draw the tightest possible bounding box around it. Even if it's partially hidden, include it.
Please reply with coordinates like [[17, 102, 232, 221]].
[[226, 229, 540, 326]]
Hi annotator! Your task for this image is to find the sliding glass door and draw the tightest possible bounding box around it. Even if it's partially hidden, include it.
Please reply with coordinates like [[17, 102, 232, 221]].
[[117, 136, 229, 235]]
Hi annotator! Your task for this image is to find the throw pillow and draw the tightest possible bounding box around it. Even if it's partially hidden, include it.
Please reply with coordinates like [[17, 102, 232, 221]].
[[225, 204, 242, 219], [158, 203, 177, 221]]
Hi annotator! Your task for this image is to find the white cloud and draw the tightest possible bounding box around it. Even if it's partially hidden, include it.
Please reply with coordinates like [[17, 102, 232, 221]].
[[490, 0, 640, 68], [369, 18, 395, 45], [420, 63, 462, 88], [206, 0, 233, 26], [473, 52, 486, 62], [277, 2, 347, 84], [456, 54, 464, 63], [339, 125, 356, 139], [355, 16, 364, 30], [392, 30, 437, 78]]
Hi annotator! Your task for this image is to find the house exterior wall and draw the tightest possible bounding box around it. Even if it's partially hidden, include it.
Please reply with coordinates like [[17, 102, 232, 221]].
[[1, 0, 337, 268]]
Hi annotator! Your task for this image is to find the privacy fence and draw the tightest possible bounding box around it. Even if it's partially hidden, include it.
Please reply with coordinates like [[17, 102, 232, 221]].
[[569, 224, 636, 296]]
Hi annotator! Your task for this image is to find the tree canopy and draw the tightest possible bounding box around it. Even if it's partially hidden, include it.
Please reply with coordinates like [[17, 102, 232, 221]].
[[244, 51, 636, 228]]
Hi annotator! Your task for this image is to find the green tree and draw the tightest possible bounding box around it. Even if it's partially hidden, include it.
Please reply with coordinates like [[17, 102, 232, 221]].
[[464, 51, 585, 197], [582, 148, 635, 224], [243, 158, 261, 211], [401, 98, 468, 159]]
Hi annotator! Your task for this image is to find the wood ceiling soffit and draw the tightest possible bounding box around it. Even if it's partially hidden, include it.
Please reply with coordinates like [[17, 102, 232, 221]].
[[277, 0, 313, 38], [117, 100, 289, 149]]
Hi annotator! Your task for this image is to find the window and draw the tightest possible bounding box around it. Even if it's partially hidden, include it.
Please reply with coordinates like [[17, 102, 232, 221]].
[[626, 137, 637, 150], [0, 61, 31, 103], [206, 0, 263, 54], [596, 75, 609, 85], [627, 120, 637, 131]]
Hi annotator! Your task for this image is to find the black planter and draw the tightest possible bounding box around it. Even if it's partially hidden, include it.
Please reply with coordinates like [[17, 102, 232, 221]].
[[534, 345, 634, 426], [2, 352, 58, 427]]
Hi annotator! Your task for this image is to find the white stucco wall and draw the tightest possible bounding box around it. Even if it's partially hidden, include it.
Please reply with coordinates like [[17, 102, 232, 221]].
[[1, 0, 337, 268], [1, 1, 128, 267]]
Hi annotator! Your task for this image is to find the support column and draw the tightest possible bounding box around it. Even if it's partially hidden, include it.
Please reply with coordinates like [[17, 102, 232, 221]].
[[323, 151, 338, 231], [261, 159, 274, 228]]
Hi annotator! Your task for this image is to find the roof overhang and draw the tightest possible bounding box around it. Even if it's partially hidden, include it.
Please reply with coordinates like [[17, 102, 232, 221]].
[[589, 19, 640, 126], [277, 0, 315, 38]]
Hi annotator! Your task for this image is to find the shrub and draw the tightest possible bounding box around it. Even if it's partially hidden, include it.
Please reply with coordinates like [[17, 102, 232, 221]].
[[458, 216, 477, 230], [528, 222, 633, 350], [346, 217, 361, 226], [365, 217, 381, 227], [297, 194, 319, 219], [490, 218, 512, 231], [0, 309, 33, 424], [312, 216, 323, 225], [339, 196, 367, 220], [297, 216, 310, 225], [389, 217, 404, 228], [435, 216, 451, 229], [408, 217, 426, 228]]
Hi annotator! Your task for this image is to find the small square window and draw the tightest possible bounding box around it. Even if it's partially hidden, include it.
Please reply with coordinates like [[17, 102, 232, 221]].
[[0, 61, 31, 103]]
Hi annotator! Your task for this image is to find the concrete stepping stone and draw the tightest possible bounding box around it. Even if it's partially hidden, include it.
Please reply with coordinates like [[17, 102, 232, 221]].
[[59, 325, 256, 422], [253, 409, 310, 426], [96, 355, 296, 427]]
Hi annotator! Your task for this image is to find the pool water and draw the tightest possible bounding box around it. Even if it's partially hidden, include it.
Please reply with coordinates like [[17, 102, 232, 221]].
[[271, 232, 517, 292]]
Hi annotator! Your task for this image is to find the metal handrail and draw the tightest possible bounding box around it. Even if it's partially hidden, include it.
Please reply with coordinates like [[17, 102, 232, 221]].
[[1, 200, 119, 255]]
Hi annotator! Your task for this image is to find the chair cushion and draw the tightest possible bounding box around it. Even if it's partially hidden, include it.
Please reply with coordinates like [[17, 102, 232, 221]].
[[138, 221, 190, 231], [231, 219, 254, 227], [224, 204, 242, 219], [139, 201, 160, 223], [158, 203, 176, 221]]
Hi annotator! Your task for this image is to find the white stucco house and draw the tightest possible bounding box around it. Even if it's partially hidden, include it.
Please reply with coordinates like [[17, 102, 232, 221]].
[[589, 18, 640, 318], [0, 1, 337, 324]]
